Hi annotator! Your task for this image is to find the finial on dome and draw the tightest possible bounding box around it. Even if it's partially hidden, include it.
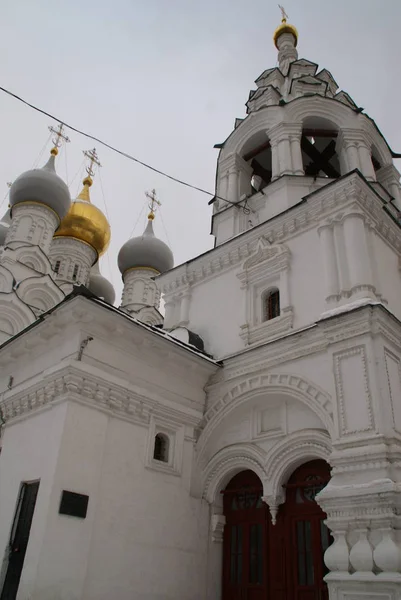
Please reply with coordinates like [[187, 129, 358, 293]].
[[77, 148, 100, 203], [145, 188, 161, 221], [48, 123, 70, 156], [273, 5, 298, 50]]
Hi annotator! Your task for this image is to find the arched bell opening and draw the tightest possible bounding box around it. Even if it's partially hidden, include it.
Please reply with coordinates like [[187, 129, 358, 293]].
[[371, 144, 382, 175], [301, 117, 341, 179], [241, 131, 272, 197], [221, 460, 332, 600]]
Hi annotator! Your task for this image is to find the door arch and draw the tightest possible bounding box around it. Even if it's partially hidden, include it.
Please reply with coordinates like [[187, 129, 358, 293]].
[[222, 460, 331, 600]]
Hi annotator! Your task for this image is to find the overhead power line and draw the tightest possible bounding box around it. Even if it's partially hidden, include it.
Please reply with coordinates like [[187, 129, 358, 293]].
[[0, 85, 251, 214]]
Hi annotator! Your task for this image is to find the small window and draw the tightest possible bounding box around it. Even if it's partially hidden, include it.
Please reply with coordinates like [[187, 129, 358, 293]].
[[54, 260, 61, 274], [264, 289, 280, 321], [72, 264, 79, 281], [153, 433, 169, 463]]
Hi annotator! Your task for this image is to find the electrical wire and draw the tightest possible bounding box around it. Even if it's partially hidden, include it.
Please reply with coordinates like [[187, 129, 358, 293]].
[[0, 130, 53, 213], [97, 169, 115, 287], [31, 132, 52, 169], [63, 142, 69, 186], [128, 201, 147, 239], [158, 206, 172, 249], [0, 85, 250, 213], [67, 158, 85, 191]]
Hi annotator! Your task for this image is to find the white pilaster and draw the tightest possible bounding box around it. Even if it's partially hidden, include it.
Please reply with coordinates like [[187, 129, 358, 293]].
[[357, 143, 376, 181], [342, 213, 375, 298], [290, 132, 304, 175], [318, 224, 339, 302], [178, 290, 191, 326]]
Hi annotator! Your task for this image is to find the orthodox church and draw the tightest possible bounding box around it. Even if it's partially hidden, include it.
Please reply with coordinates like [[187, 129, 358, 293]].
[[1, 11, 401, 600]]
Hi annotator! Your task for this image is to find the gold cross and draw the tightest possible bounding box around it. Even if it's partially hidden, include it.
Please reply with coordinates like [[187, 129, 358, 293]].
[[145, 188, 161, 220], [278, 4, 288, 22], [83, 148, 101, 179], [48, 123, 70, 155]]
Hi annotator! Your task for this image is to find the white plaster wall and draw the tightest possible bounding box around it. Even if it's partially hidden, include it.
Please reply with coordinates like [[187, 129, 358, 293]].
[[0, 404, 68, 600], [185, 226, 326, 358], [372, 233, 401, 322], [83, 415, 209, 600], [187, 270, 244, 358], [30, 402, 109, 600], [3, 400, 210, 600]]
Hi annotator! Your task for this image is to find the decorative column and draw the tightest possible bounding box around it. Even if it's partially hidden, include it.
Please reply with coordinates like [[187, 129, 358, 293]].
[[206, 506, 226, 600], [318, 224, 339, 302], [340, 130, 376, 181], [270, 140, 280, 181], [269, 124, 303, 178], [5, 203, 59, 254], [163, 295, 177, 329], [342, 212, 375, 298], [376, 164, 401, 210], [344, 141, 360, 172], [178, 289, 191, 326], [269, 124, 294, 178], [357, 142, 376, 181], [226, 166, 239, 204], [290, 131, 304, 176]]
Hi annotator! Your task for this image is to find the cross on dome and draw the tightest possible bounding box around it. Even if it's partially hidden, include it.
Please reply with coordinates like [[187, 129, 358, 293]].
[[48, 123, 70, 156], [83, 147, 101, 181], [278, 4, 289, 22], [145, 188, 161, 221]]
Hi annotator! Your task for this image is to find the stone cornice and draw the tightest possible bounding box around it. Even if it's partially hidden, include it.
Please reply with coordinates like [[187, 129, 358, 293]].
[[158, 172, 401, 296], [0, 361, 203, 429]]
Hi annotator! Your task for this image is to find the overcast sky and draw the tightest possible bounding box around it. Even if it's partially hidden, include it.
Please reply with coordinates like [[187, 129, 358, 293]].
[[0, 0, 400, 301]]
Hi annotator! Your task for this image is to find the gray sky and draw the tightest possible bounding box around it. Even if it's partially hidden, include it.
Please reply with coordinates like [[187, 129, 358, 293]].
[[0, 0, 400, 301]]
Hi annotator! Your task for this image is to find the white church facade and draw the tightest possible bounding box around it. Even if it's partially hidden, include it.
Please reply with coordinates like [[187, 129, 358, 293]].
[[1, 13, 401, 600]]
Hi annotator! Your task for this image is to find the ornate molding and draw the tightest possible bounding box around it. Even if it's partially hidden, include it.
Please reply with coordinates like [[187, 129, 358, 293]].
[[334, 345, 375, 436], [0, 362, 202, 431], [210, 514, 226, 543], [198, 373, 334, 462]]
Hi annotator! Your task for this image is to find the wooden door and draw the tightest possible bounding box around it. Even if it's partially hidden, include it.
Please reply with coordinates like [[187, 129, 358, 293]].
[[0, 481, 40, 600], [223, 471, 267, 600], [283, 461, 331, 600]]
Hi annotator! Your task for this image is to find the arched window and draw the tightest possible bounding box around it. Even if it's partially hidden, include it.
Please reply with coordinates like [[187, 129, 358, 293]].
[[54, 260, 61, 274], [72, 264, 79, 281], [264, 288, 280, 321], [153, 433, 169, 463]]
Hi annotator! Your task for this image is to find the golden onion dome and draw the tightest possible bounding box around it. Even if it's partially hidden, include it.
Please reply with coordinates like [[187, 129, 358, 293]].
[[54, 176, 110, 256], [273, 18, 298, 49]]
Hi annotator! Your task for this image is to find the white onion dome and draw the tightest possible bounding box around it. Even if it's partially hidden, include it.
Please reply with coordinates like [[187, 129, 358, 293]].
[[0, 208, 11, 246], [9, 152, 71, 221], [88, 261, 116, 305], [118, 216, 174, 277]]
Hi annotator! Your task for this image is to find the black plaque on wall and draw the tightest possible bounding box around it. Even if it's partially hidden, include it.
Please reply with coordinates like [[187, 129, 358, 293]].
[[59, 490, 89, 519]]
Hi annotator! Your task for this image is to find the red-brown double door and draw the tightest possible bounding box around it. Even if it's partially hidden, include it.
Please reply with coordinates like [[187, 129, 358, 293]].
[[223, 461, 331, 600]]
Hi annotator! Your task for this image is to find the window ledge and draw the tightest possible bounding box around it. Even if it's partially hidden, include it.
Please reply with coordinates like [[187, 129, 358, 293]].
[[240, 308, 294, 345], [145, 459, 181, 477]]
